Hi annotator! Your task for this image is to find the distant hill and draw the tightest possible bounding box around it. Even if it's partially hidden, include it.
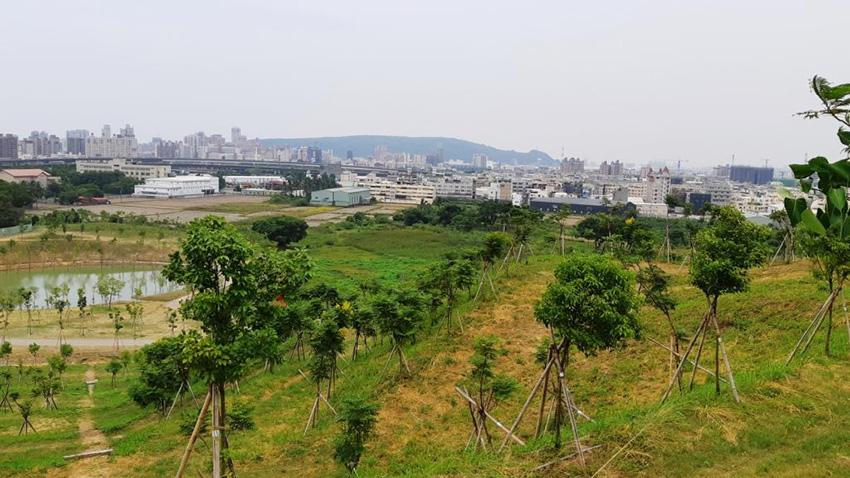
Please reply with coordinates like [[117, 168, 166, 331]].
[[259, 135, 556, 166]]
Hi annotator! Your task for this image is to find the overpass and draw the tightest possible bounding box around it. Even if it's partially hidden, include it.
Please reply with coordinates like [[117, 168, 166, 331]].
[[0, 157, 401, 175]]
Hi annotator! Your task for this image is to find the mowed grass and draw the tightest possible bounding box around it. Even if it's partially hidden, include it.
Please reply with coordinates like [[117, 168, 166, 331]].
[[4, 223, 850, 477]]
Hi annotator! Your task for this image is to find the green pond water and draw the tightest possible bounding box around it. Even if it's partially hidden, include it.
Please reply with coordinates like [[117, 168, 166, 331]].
[[0, 265, 179, 308]]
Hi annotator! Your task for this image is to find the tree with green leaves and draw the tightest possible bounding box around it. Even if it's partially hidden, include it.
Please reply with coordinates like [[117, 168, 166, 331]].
[[768, 209, 795, 265], [0, 370, 12, 412], [305, 318, 344, 430], [251, 215, 309, 249], [60, 343, 73, 360], [130, 336, 191, 415], [76, 286, 89, 336], [28, 343, 40, 366], [419, 253, 476, 333], [333, 395, 379, 475], [662, 206, 769, 403], [165, 216, 311, 477], [17, 287, 36, 335], [126, 302, 144, 339], [474, 233, 510, 301], [637, 265, 682, 387], [349, 300, 376, 360], [96, 275, 124, 309], [11, 393, 36, 435], [550, 205, 572, 255], [784, 76, 850, 361], [456, 336, 517, 451], [110, 311, 124, 351], [47, 354, 68, 388], [501, 254, 639, 466], [0, 341, 12, 367], [47, 285, 70, 346], [371, 288, 425, 377], [106, 359, 123, 387], [0, 291, 21, 343], [31, 368, 60, 409]]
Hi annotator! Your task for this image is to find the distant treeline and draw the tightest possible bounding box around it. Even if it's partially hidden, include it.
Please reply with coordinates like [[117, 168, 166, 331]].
[[392, 199, 542, 231]]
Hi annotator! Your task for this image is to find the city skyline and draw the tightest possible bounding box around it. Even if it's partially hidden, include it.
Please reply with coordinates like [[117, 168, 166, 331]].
[[2, 1, 849, 167]]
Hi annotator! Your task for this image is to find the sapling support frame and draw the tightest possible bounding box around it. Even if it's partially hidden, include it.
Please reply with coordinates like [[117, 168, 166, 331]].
[[786, 285, 844, 364]]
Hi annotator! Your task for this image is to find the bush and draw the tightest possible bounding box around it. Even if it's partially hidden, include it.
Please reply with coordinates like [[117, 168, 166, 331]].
[[252, 216, 308, 249], [228, 402, 255, 431]]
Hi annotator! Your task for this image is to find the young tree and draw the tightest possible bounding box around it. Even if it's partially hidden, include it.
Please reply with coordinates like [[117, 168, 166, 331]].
[[0, 291, 21, 343], [17, 287, 36, 335], [371, 288, 425, 377], [11, 393, 36, 435], [0, 341, 12, 367], [47, 355, 68, 388], [110, 311, 125, 351], [96, 275, 125, 309], [349, 300, 376, 360], [501, 254, 639, 466], [0, 370, 12, 412], [76, 286, 89, 336], [305, 319, 344, 430], [419, 254, 476, 333], [457, 336, 517, 451], [130, 336, 188, 414], [28, 342, 40, 366], [768, 209, 795, 264], [334, 396, 379, 475], [550, 205, 572, 256], [165, 216, 311, 477], [126, 302, 144, 339], [662, 206, 769, 403], [251, 215, 309, 249], [106, 359, 123, 387], [637, 265, 681, 387], [474, 233, 510, 300], [46, 285, 70, 346]]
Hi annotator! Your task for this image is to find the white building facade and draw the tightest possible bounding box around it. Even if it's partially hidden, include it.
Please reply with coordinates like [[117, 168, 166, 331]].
[[133, 175, 219, 198], [76, 158, 171, 179]]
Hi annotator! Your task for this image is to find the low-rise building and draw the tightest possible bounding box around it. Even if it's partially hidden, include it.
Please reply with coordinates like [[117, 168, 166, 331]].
[[368, 182, 436, 204], [76, 158, 171, 180], [310, 187, 371, 207], [0, 168, 55, 187], [530, 197, 621, 215], [133, 175, 219, 198]]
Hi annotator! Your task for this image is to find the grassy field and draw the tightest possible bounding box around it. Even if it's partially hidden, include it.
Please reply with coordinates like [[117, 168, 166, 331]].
[[2, 221, 850, 477]]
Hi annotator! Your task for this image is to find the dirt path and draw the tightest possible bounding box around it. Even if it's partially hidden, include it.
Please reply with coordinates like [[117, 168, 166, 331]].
[[47, 369, 112, 478]]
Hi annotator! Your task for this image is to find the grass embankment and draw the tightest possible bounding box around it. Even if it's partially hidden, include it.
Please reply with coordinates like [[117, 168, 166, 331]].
[[0, 223, 182, 270], [5, 222, 850, 477]]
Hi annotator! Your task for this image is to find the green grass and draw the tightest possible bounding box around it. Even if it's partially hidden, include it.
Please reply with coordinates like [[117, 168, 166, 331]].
[[4, 222, 850, 477]]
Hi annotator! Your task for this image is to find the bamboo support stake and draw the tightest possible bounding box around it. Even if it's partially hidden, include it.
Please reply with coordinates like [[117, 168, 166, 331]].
[[711, 313, 740, 403], [175, 388, 212, 478], [688, 324, 709, 391], [647, 337, 725, 382], [499, 357, 553, 451], [786, 290, 836, 364], [661, 314, 709, 402], [455, 387, 525, 446]]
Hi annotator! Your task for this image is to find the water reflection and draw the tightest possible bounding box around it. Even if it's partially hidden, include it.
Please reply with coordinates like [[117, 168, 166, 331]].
[[0, 265, 180, 308]]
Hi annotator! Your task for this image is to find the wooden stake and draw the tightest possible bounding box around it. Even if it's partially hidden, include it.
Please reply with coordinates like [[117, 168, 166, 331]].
[[711, 313, 740, 403], [661, 314, 709, 402], [687, 323, 709, 391], [175, 388, 212, 478], [647, 337, 724, 382], [499, 354, 554, 451], [786, 290, 836, 364]]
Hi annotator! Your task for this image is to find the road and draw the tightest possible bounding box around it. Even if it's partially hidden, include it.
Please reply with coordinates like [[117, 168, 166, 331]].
[[5, 337, 155, 348]]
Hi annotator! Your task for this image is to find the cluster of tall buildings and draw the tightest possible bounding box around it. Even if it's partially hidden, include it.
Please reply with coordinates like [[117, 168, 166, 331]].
[[0, 124, 138, 160]]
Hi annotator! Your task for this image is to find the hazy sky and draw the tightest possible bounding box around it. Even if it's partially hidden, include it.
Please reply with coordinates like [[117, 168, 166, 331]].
[[2, 1, 849, 167]]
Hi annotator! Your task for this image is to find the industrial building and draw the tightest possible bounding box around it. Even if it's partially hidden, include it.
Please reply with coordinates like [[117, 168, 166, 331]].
[[76, 158, 171, 179], [530, 197, 618, 215], [310, 187, 371, 207], [133, 175, 219, 198]]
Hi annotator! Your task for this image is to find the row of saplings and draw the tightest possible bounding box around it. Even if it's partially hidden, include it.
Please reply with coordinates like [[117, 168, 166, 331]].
[[129, 216, 527, 477], [132, 166, 844, 475]]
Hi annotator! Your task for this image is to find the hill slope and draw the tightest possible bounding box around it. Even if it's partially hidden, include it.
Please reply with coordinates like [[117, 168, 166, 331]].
[[12, 228, 850, 477], [259, 135, 556, 166]]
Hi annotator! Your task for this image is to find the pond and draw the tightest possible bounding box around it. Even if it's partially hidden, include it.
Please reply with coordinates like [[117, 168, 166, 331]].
[[0, 265, 181, 309]]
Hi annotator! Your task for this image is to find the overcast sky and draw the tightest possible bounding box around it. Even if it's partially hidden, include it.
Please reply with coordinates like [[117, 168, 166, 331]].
[[2, 1, 849, 167]]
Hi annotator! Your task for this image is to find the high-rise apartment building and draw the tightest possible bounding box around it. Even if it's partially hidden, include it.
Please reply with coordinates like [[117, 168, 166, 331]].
[[598, 160, 623, 176], [155, 141, 180, 159], [729, 165, 774, 185], [66, 130, 89, 155], [561, 157, 584, 174], [0, 134, 18, 159], [86, 123, 138, 158]]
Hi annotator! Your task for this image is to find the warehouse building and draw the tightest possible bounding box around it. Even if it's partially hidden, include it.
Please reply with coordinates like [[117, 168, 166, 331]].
[[133, 175, 219, 198], [310, 187, 371, 207]]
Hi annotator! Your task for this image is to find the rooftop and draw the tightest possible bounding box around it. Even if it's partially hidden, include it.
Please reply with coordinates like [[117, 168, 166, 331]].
[[1, 168, 51, 177]]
